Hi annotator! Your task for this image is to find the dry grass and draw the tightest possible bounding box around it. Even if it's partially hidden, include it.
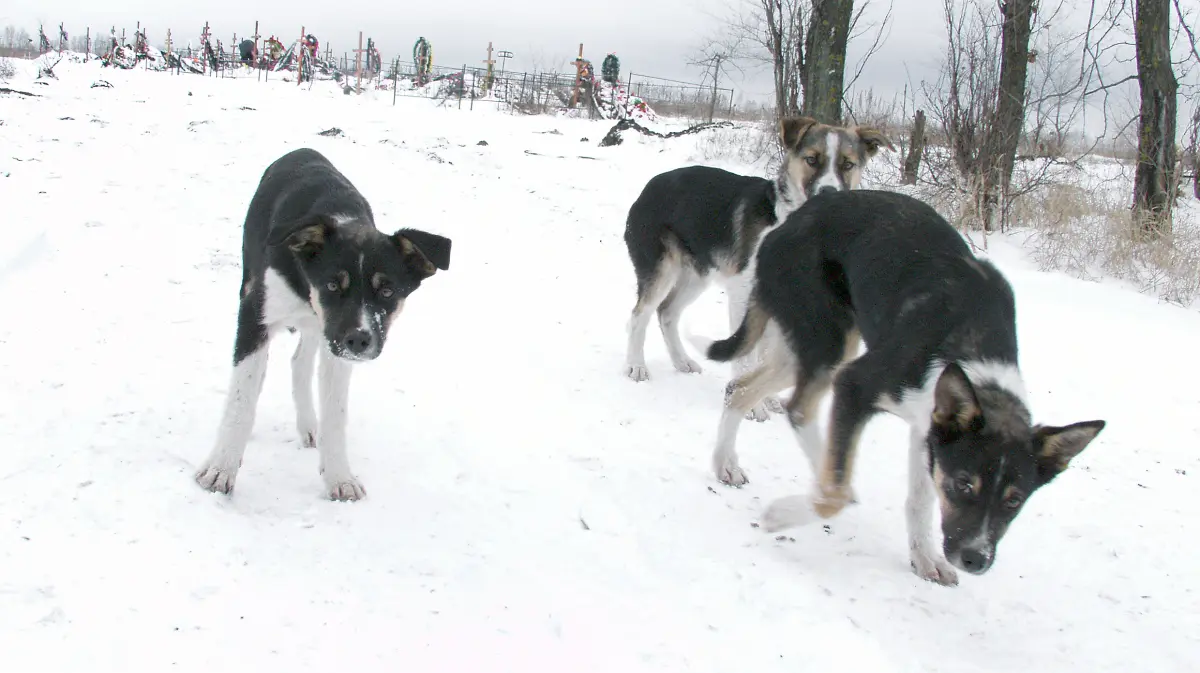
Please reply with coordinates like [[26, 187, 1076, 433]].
[[692, 122, 780, 168], [1018, 177, 1200, 307]]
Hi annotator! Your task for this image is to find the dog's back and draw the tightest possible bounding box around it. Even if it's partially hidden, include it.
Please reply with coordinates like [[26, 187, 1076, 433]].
[[624, 165, 773, 273], [756, 189, 1018, 376]]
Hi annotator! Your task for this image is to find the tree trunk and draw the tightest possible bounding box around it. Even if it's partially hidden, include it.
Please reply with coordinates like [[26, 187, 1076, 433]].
[[708, 57, 721, 123], [801, 0, 853, 123], [1192, 108, 1200, 200], [764, 0, 788, 119], [902, 110, 927, 185], [978, 0, 1036, 232], [1132, 0, 1178, 237]]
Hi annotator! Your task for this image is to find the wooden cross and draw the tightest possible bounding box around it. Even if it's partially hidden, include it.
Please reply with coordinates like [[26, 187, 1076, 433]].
[[570, 43, 584, 107], [483, 41, 495, 68], [297, 26, 305, 87], [353, 31, 366, 92], [166, 29, 172, 58]]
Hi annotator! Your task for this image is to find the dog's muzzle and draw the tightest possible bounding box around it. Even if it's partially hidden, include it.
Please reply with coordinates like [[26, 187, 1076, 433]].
[[332, 329, 381, 361]]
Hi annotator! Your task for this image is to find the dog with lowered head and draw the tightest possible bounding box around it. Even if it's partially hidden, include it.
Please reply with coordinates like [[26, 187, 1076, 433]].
[[195, 148, 451, 501], [691, 189, 1105, 585]]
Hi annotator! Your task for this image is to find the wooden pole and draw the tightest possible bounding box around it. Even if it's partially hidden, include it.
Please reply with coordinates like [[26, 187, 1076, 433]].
[[482, 41, 495, 94], [298, 25, 305, 86], [570, 43, 584, 107], [354, 31, 364, 92], [85, 27, 90, 61], [166, 29, 172, 73], [201, 22, 209, 75]]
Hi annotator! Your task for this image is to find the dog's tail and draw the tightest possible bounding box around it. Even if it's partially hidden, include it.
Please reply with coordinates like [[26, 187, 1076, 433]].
[[686, 301, 770, 363]]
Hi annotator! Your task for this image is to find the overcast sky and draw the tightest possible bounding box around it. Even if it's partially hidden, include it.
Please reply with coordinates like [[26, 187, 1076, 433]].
[[5, 0, 951, 102], [7, 0, 1188, 128]]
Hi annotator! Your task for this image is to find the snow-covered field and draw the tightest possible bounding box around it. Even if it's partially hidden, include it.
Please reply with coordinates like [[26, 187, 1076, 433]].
[[2, 56, 1198, 673]]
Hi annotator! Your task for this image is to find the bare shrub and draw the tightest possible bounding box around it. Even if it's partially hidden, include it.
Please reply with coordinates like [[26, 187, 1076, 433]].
[[1020, 169, 1200, 306], [0, 57, 14, 80], [692, 122, 778, 167]]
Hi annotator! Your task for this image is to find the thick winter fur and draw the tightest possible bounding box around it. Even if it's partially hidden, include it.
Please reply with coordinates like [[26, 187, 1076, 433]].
[[622, 116, 892, 422], [194, 148, 451, 501], [693, 189, 1105, 585]]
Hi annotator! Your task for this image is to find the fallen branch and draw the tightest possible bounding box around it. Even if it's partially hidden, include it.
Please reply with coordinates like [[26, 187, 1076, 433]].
[[598, 119, 734, 147], [0, 87, 38, 97]]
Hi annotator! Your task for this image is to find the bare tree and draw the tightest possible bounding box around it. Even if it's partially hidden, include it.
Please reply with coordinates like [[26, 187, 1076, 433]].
[[690, 30, 749, 122], [1187, 105, 1200, 199], [803, 0, 856, 122], [724, 0, 890, 121], [902, 109, 927, 184], [1132, 0, 1178, 236]]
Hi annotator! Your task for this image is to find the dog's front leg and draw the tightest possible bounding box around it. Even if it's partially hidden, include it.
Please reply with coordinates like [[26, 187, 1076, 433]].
[[906, 430, 959, 586], [726, 276, 781, 422], [196, 347, 270, 495], [315, 349, 365, 501], [291, 331, 320, 448]]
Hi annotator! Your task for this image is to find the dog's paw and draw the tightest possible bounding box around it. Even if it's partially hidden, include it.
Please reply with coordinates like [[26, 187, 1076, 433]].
[[714, 455, 749, 487], [624, 364, 650, 382], [812, 486, 854, 519], [195, 465, 237, 494], [745, 402, 772, 422], [911, 551, 960, 587], [672, 357, 703, 375], [325, 476, 366, 502], [297, 422, 317, 449], [760, 495, 819, 531], [764, 396, 786, 414]]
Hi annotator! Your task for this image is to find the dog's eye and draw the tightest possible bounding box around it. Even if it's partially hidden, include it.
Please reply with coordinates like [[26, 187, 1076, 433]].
[[325, 281, 339, 292], [952, 476, 974, 496], [1002, 494, 1025, 510], [840, 160, 856, 171], [805, 155, 820, 167], [379, 287, 394, 298]]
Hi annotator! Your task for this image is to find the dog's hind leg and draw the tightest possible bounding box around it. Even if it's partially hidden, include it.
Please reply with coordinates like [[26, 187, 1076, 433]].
[[713, 332, 796, 486], [291, 330, 320, 448], [196, 304, 270, 495], [810, 354, 884, 518], [624, 242, 681, 382], [906, 428, 960, 586], [315, 349, 365, 501], [726, 275, 782, 422], [658, 266, 707, 374], [784, 368, 836, 475]]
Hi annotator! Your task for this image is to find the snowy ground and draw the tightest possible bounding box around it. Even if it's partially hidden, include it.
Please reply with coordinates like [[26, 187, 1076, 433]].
[[2, 56, 1198, 673]]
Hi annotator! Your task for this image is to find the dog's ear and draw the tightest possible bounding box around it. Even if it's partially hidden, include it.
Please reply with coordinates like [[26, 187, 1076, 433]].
[[780, 116, 820, 149], [854, 126, 895, 156], [269, 215, 333, 258], [1032, 420, 1106, 484], [931, 363, 984, 437], [392, 228, 451, 279]]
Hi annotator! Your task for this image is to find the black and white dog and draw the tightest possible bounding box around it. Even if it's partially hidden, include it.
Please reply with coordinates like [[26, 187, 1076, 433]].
[[195, 148, 451, 501], [690, 189, 1105, 585], [622, 116, 891, 421]]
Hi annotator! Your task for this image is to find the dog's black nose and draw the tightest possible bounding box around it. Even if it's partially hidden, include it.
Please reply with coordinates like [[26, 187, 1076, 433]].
[[817, 186, 840, 197], [960, 548, 990, 573], [342, 330, 374, 355]]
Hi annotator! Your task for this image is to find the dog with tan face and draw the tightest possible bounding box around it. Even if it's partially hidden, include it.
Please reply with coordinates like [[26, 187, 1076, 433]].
[[621, 116, 892, 424]]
